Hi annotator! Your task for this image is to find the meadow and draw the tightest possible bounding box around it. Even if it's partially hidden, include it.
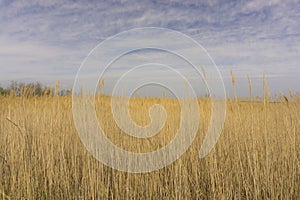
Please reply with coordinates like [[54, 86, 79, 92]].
[[0, 88, 299, 199]]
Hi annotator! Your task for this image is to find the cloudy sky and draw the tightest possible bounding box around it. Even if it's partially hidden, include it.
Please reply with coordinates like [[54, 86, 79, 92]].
[[0, 0, 299, 97]]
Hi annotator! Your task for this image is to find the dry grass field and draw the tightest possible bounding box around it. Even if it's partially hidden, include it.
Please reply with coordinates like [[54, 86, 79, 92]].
[[0, 92, 299, 199]]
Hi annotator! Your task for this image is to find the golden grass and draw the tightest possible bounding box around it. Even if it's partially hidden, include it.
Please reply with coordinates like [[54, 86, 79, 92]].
[[0, 94, 299, 199]]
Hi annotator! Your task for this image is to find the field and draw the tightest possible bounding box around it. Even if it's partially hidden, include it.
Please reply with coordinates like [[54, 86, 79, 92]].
[[0, 93, 299, 199]]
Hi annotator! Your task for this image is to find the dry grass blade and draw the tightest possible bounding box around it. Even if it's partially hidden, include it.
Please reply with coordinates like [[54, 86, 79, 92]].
[[0, 78, 299, 199], [6, 118, 24, 137]]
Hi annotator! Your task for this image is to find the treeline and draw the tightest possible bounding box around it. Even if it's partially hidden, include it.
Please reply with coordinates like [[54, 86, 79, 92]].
[[0, 81, 71, 96]]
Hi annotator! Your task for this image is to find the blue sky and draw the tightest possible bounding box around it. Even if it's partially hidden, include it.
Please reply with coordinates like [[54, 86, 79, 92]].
[[0, 0, 299, 97]]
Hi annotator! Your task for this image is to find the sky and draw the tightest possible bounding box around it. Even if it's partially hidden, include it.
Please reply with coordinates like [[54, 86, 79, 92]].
[[0, 0, 299, 97]]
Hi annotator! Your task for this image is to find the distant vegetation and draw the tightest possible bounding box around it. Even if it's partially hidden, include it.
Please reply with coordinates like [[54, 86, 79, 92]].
[[0, 81, 71, 96], [1, 71, 299, 101]]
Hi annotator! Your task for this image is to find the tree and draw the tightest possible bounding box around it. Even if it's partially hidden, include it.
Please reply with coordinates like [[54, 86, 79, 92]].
[[0, 86, 5, 95]]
